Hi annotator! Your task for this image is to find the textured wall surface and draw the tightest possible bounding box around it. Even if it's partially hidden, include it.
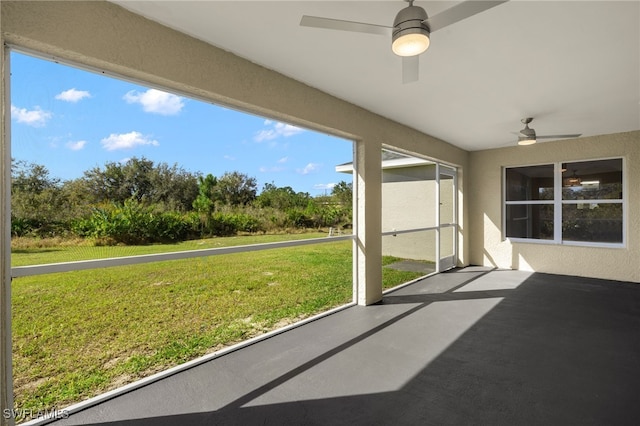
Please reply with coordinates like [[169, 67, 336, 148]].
[[469, 131, 640, 283]]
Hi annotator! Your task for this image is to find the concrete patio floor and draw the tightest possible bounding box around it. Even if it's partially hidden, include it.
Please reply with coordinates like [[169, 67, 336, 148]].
[[52, 267, 640, 425]]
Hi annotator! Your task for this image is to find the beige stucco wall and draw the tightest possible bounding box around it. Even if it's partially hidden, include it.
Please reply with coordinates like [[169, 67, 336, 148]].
[[469, 131, 640, 283], [382, 179, 437, 261], [381, 164, 455, 262]]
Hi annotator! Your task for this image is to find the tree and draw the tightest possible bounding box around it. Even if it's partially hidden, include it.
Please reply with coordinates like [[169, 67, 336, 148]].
[[12, 159, 59, 194], [214, 171, 257, 206], [80, 157, 199, 211], [11, 160, 66, 235], [147, 161, 199, 211], [59, 178, 94, 218], [81, 160, 129, 204], [331, 180, 352, 206], [192, 174, 217, 215], [121, 157, 154, 203], [255, 182, 310, 210]]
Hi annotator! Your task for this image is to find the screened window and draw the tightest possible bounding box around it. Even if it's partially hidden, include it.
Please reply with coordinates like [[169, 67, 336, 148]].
[[504, 165, 554, 240], [504, 158, 624, 245], [561, 159, 623, 243]]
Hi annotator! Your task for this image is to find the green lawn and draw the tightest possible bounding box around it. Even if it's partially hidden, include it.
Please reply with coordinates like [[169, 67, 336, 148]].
[[12, 234, 424, 422], [10, 232, 336, 267]]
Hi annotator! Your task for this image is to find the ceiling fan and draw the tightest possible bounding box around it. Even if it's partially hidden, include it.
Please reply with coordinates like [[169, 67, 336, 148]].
[[516, 117, 582, 146], [300, 0, 508, 83]]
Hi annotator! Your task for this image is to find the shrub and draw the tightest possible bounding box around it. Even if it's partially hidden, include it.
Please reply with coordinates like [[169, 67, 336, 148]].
[[11, 217, 41, 237], [209, 212, 238, 236], [230, 213, 262, 233], [11, 216, 72, 239], [285, 209, 313, 228], [154, 211, 194, 241], [72, 200, 198, 245]]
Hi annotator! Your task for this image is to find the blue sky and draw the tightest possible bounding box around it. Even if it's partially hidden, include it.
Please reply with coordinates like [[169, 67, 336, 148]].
[[9, 51, 353, 195]]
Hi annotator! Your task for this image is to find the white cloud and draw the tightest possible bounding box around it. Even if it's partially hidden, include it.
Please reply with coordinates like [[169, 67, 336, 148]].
[[224, 155, 236, 161], [298, 163, 321, 175], [11, 105, 52, 127], [254, 121, 305, 142], [47, 136, 61, 149], [276, 122, 305, 137], [55, 88, 91, 103], [123, 89, 185, 115], [259, 166, 285, 173], [101, 131, 159, 151], [66, 140, 87, 151], [278, 156, 289, 163], [254, 129, 277, 142], [314, 183, 337, 190]]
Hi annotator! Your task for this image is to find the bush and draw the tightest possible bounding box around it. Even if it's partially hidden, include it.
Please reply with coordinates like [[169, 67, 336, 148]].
[[231, 213, 262, 233], [72, 200, 198, 245], [208, 212, 238, 237], [11, 217, 42, 237], [11, 216, 71, 238], [208, 212, 262, 236], [71, 201, 269, 244], [285, 209, 313, 228], [155, 211, 197, 241]]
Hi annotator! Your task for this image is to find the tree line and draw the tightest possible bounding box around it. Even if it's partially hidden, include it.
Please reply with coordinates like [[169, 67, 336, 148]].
[[11, 157, 352, 244]]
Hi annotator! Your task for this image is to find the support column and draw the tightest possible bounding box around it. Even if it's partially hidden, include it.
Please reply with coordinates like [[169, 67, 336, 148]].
[[355, 138, 382, 306], [1, 42, 14, 426]]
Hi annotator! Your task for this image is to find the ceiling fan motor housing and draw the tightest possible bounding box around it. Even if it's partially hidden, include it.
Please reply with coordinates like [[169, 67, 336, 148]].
[[392, 5, 431, 56], [518, 121, 537, 144], [519, 125, 536, 139]]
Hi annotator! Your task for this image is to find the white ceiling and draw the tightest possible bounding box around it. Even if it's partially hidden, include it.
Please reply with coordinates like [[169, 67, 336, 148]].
[[113, 1, 640, 151]]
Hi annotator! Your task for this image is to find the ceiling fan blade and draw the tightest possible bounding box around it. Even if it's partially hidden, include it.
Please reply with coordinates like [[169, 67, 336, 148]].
[[427, 1, 509, 32], [536, 134, 582, 139], [300, 15, 392, 36], [402, 56, 419, 84]]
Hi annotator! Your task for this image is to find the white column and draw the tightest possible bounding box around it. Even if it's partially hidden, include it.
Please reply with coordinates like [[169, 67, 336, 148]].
[[354, 139, 382, 306], [1, 43, 14, 426]]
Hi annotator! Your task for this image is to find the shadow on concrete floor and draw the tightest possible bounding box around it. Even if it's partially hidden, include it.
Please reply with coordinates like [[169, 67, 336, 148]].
[[54, 268, 640, 426]]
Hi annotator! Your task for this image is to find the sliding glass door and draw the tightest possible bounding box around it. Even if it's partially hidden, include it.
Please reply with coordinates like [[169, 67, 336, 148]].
[[438, 165, 457, 271], [381, 150, 458, 288]]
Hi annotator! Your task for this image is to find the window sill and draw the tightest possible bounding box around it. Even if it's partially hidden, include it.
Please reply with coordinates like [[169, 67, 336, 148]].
[[506, 237, 625, 249]]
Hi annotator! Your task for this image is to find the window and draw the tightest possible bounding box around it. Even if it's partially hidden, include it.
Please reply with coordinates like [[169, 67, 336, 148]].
[[504, 158, 624, 246], [505, 164, 555, 240], [561, 159, 623, 244]]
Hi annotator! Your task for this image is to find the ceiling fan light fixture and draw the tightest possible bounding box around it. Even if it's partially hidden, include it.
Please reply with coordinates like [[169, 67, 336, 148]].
[[392, 3, 430, 57], [564, 170, 582, 187], [392, 31, 430, 56], [517, 118, 537, 145], [517, 136, 536, 145]]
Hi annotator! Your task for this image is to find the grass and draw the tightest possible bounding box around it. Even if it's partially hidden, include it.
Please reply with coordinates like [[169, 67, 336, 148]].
[[10, 232, 334, 266], [11, 233, 424, 422]]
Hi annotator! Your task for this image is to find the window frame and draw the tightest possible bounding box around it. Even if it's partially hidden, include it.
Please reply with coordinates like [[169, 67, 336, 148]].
[[503, 157, 626, 248]]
